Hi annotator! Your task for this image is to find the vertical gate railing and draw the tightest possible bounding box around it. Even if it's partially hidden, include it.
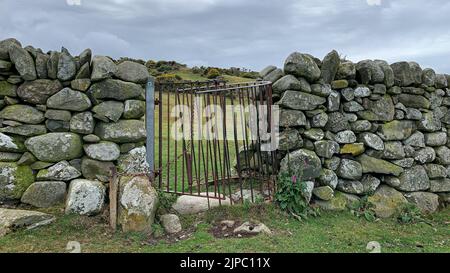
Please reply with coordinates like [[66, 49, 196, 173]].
[[146, 79, 278, 205]]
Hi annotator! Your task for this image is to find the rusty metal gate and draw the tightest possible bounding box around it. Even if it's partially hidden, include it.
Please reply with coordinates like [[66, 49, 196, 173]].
[[145, 79, 278, 205]]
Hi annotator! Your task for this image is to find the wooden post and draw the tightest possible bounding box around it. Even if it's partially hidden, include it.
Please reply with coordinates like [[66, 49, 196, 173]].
[[109, 167, 118, 231]]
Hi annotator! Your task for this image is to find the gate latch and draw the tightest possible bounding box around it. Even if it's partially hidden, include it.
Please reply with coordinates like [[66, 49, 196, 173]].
[[154, 98, 160, 105]]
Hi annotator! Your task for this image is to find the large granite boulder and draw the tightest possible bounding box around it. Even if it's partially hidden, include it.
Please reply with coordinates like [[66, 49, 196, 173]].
[[47, 88, 92, 111], [95, 120, 146, 143], [21, 182, 66, 208], [115, 61, 150, 84], [87, 79, 143, 102], [16, 79, 63, 105], [279, 149, 321, 181], [397, 166, 430, 192], [368, 185, 408, 218], [284, 52, 321, 82]]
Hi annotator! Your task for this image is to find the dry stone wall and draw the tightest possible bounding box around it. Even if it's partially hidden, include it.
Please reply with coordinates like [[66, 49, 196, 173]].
[[0, 38, 149, 215], [263, 50, 450, 217]]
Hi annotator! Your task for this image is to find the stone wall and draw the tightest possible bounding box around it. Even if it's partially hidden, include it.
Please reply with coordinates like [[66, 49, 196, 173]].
[[0, 38, 149, 215], [262, 51, 450, 217]]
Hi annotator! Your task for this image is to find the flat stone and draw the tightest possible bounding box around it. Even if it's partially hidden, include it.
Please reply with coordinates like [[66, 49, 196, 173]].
[[95, 120, 146, 143], [20, 182, 66, 208], [0, 105, 44, 124], [25, 133, 83, 162], [404, 192, 439, 214], [278, 91, 326, 111], [36, 161, 81, 181], [172, 192, 231, 215], [0, 208, 54, 237], [357, 154, 404, 176], [83, 141, 120, 161]]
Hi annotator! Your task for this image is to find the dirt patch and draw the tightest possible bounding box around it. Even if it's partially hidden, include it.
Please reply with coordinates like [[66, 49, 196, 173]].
[[146, 226, 197, 245], [209, 220, 260, 239]]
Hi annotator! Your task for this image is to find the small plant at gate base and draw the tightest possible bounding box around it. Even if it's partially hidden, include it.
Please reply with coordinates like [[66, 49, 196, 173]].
[[349, 194, 377, 222], [275, 172, 319, 221], [397, 203, 431, 225], [157, 190, 178, 214]]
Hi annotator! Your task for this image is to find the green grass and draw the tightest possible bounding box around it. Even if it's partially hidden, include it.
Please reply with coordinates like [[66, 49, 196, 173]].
[[1, 205, 448, 253]]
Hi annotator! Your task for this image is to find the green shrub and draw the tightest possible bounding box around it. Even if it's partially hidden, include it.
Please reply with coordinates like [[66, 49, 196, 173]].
[[206, 68, 220, 79], [156, 73, 182, 83], [397, 203, 431, 225], [275, 172, 319, 221], [349, 194, 377, 222]]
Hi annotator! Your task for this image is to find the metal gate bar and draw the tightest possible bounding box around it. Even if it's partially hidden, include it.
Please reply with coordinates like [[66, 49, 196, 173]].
[[147, 80, 277, 204]]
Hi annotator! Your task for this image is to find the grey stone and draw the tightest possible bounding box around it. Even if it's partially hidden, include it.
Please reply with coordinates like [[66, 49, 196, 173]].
[[317, 168, 338, 189], [47, 88, 92, 111], [160, 214, 182, 234], [117, 146, 149, 173], [368, 185, 408, 218], [278, 129, 303, 151], [435, 74, 448, 89], [425, 132, 447, 146], [303, 128, 324, 141], [0, 152, 22, 162], [70, 112, 95, 135], [310, 112, 328, 128], [45, 120, 69, 132], [17, 152, 36, 166], [404, 192, 439, 214], [278, 91, 326, 111], [0, 81, 16, 97], [95, 120, 146, 143], [313, 186, 334, 201], [92, 101, 124, 122], [8, 44, 36, 81], [84, 141, 120, 161], [0, 38, 21, 60], [397, 166, 430, 192], [0, 124, 47, 137], [25, 133, 83, 162], [172, 192, 230, 215], [321, 50, 340, 83], [356, 60, 384, 84], [0, 162, 34, 201], [311, 83, 332, 97], [335, 130, 356, 144], [263, 68, 284, 83], [123, 100, 145, 119], [351, 120, 372, 132], [91, 55, 117, 81], [284, 52, 321, 82], [378, 120, 415, 141], [81, 158, 114, 182], [115, 61, 150, 84], [83, 134, 101, 143], [326, 112, 350, 133], [435, 146, 450, 165], [87, 79, 143, 102], [382, 141, 405, 160], [359, 132, 384, 151], [429, 178, 450, 192], [36, 53, 50, 78], [71, 79, 91, 92], [65, 179, 105, 216], [20, 182, 66, 208], [57, 53, 76, 81], [279, 149, 321, 181], [357, 154, 404, 176], [46, 51, 59, 79], [259, 66, 276, 78], [272, 75, 311, 94], [418, 112, 442, 132], [0, 133, 26, 153], [314, 140, 339, 159], [45, 109, 71, 121], [424, 164, 447, 179], [414, 147, 436, 164], [337, 180, 364, 195], [358, 95, 395, 121], [343, 101, 364, 112], [0, 208, 55, 237], [0, 105, 44, 124], [392, 158, 415, 168], [404, 131, 425, 148], [391, 62, 415, 87], [327, 91, 340, 112], [324, 156, 341, 171], [405, 108, 422, 120], [361, 175, 381, 194], [36, 161, 81, 181], [337, 159, 362, 180], [354, 86, 371, 98]]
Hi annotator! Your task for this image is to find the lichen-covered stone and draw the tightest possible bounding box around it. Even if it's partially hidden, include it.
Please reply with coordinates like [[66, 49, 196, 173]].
[[340, 143, 365, 156], [0, 132, 26, 152], [36, 161, 81, 181], [278, 129, 303, 151], [359, 132, 384, 151], [65, 179, 105, 216], [313, 186, 334, 201], [279, 109, 307, 127], [0, 81, 17, 97], [84, 141, 120, 161], [87, 79, 143, 102], [81, 158, 114, 182], [317, 168, 338, 189], [314, 140, 339, 159], [117, 146, 149, 173], [115, 61, 150, 84], [8, 44, 36, 81], [47, 88, 92, 111], [0, 105, 44, 124], [91, 55, 117, 81], [118, 175, 158, 233], [284, 52, 321, 82], [92, 101, 124, 122], [378, 120, 415, 141], [70, 111, 95, 134], [429, 178, 450, 192], [397, 166, 430, 192], [272, 75, 311, 94], [0, 162, 34, 201], [20, 182, 66, 208], [123, 100, 146, 119], [404, 192, 439, 214], [368, 185, 408, 218], [278, 91, 326, 111], [57, 53, 77, 81], [25, 133, 83, 162], [337, 159, 362, 180], [95, 120, 146, 143], [279, 149, 321, 181], [357, 154, 404, 176]]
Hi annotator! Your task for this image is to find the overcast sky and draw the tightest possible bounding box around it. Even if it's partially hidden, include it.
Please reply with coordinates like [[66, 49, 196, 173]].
[[1, 0, 450, 73]]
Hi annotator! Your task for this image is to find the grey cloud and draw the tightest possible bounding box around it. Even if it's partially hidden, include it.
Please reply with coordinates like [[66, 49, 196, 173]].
[[1, 0, 450, 73]]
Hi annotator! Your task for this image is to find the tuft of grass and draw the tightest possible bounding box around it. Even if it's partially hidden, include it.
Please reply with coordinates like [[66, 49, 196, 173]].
[[0, 205, 449, 253]]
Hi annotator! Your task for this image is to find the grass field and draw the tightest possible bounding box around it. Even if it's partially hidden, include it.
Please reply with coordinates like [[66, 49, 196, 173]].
[[0, 204, 448, 253]]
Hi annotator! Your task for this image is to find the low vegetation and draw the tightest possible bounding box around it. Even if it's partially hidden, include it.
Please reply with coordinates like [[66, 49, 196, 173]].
[[1, 204, 448, 253]]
